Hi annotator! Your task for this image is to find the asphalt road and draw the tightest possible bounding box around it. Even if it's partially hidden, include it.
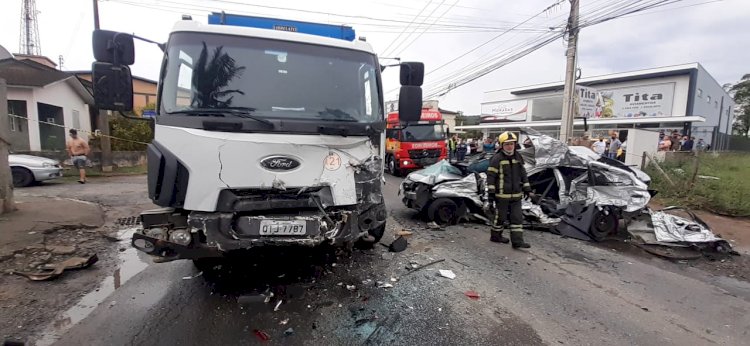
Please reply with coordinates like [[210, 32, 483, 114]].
[[37, 174, 750, 346]]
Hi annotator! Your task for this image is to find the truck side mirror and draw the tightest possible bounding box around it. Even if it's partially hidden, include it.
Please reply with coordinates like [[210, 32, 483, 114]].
[[399, 62, 424, 86], [92, 62, 134, 111], [92, 30, 135, 66], [398, 86, 422, 123]]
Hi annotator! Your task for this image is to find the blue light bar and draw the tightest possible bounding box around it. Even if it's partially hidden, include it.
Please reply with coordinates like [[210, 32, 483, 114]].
[[208, 12, 356, 41]]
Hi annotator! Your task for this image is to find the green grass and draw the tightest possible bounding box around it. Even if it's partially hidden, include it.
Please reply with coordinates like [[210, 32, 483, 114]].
[[646, 153, 750, 217]]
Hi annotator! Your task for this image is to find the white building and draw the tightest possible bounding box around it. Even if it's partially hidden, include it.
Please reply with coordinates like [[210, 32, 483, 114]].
[[458, 63, 735, 150], [0, 45, 94, 152]]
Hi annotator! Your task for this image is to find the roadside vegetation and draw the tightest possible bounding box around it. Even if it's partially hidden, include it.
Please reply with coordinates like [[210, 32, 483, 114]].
[[646, 152, 750, 217]]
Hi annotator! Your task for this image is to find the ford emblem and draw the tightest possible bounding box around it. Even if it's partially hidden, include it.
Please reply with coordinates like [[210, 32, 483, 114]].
[[260, 156, 301, 171]]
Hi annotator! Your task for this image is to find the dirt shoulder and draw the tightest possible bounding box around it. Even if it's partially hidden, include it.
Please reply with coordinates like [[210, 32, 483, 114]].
[[0, 177, 153, 344]]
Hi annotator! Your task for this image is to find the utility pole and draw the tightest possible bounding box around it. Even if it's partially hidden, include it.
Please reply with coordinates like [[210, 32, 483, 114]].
[[0, 78, 16, 215], [93, 0, 100, 30], [559, 0, 579, 143]]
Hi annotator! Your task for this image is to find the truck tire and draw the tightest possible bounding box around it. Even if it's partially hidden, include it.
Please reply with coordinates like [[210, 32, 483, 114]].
[[387, 156, 401, 177], [192, 258, 225, 272], [11, 167, 34, 187], [427, 198, 458, 226], [355, 223, 386, 249]]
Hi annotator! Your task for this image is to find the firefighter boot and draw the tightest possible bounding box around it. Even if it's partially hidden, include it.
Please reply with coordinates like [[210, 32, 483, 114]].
[[490, 229, 510, 244], [510, 230, 531, 249]]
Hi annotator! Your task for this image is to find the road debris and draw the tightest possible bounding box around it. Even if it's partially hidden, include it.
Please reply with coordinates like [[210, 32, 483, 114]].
[[464, 290, 480, 300], [362, 279, 373, 285], [438, 269, 456, 279], [12, 254, 98, 281], [280, 318, 289, 325], [389, 235, 408, 252], [253, 329, 271, 342], [182, 271, 203, 280], [402, 258, 445, 276], [274, 300, 283, 311], [45, 245, 76, 255], [284, 328, 294, 336], [377, 281, 394, 288], [427, 221, 442, 230], [346, 285, 357, 291]]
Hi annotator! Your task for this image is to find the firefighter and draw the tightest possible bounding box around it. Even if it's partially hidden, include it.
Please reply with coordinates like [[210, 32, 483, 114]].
[[486, 131, 532, 248]]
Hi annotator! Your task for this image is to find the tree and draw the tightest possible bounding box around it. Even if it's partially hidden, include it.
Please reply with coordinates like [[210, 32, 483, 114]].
[[731, 74, 750, 136]]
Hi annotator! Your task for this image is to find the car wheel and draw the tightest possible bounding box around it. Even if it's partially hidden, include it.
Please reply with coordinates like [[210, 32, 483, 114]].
[[427, 198, 458, 226], [11, 167, 34, 187], [590, 208, 618, 241], [388, 156, 401, 177]]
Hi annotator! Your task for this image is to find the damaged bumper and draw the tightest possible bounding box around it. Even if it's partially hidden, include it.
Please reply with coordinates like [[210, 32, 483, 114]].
[[131, 205, 386, 260]]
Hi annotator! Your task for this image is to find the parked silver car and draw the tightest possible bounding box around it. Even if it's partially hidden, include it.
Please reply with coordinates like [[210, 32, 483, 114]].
[[9, 154, 63, 187]]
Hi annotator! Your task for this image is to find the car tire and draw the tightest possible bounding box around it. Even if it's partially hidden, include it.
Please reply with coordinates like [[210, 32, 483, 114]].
[[590, 208, 618, 241], [387, 156, 401, 177], [11, 167, 35, 187], [427, 198, 458, 226]]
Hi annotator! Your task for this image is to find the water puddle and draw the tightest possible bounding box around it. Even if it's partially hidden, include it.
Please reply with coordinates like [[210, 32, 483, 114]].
[[34, 228, 149, 346]]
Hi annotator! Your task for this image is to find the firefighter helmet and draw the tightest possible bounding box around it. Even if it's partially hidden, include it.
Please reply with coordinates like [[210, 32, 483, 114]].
[[498, 131, 518, 144]]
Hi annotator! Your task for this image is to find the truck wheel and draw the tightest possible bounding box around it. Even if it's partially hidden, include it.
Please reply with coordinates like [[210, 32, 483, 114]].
[[427, 198, 458, 226], [355, 224, 386, 249], [192, 258, 225, 272], [11, 167, 34, 187], [387, 156, 401, 177]]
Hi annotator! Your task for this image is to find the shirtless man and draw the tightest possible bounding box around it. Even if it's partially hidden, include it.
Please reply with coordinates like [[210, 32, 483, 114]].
[[66, 129, 90, 183]]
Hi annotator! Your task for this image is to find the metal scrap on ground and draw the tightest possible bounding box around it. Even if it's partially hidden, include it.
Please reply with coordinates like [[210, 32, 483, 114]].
[[12, 254, 99, 281]]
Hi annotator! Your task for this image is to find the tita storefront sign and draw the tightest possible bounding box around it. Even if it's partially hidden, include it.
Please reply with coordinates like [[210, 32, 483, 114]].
[[480, 100, 528, 122], [598, 82, 675, 118]]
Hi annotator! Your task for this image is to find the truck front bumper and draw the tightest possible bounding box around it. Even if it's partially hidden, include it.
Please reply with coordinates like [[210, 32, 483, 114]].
[[131, 205, 386, 260]]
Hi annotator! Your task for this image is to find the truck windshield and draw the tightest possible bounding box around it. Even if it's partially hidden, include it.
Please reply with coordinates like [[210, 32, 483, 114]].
[[160, 32, 382, 123], [401, 124, 445, 142]]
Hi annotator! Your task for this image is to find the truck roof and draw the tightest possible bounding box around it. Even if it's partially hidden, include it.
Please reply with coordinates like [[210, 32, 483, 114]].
[[170, 20, 376, 55]]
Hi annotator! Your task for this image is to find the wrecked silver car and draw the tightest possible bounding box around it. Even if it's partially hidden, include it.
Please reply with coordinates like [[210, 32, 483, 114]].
[[400, 131, 733, 254]]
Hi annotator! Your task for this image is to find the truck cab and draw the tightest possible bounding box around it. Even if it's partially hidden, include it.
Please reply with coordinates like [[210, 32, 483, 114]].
[[89, 12, 424, 265], [384, 103, 447, 176]]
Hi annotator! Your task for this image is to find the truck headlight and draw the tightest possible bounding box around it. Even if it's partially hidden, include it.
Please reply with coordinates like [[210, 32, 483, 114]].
[[169, 229, 192, 245]]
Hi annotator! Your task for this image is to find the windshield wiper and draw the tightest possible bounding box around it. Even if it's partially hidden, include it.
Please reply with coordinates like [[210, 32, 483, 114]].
[[170, 107, 274, 128], [318, 108, 358, 122]]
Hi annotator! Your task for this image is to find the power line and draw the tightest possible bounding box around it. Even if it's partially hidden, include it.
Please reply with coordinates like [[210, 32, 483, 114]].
[[381, 0, 434, 56], [386, 0, 449, 57], [391, 0, 460, 57]]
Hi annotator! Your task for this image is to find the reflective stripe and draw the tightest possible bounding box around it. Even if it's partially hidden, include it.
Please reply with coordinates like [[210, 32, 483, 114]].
[[500, 160, 511, 165], [487, 167, 498, 173], [509, 224, 523, 229], [510, 229, 523, 233], [495, 193, 523, 198], [487, 185, 495, 190], [523, 182, 531, 187]]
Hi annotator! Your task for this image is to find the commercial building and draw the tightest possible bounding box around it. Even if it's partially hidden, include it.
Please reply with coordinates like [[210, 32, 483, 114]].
[[457, 63, 735, 150]]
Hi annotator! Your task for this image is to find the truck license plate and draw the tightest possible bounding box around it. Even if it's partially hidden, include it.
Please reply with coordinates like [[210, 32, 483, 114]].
[[259, 220, 306, 235]]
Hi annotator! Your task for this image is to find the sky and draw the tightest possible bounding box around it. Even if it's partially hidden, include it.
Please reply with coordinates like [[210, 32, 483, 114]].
[[1, 0, 748, 115]]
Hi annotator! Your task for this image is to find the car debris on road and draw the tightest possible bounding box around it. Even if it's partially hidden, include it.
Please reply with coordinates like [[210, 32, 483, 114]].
[[12, 254, 98, 281], [399, 129, 735, 258]]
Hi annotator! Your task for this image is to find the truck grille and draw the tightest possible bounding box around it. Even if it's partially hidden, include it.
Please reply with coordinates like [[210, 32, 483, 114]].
[[408, 149, 441, 159]]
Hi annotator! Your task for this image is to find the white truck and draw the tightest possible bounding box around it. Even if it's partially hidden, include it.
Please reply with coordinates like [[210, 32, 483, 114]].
[[90, 12, 424, 267]]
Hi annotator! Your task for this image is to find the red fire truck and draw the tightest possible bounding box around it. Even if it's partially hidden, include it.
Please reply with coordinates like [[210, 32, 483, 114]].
[[385, 107, 447, 176]]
